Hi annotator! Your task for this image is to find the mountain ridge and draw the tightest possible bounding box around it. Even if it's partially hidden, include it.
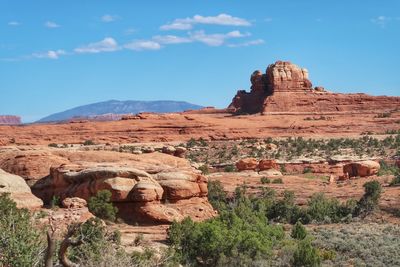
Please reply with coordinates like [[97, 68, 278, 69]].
[[37, 100, 204, 122]]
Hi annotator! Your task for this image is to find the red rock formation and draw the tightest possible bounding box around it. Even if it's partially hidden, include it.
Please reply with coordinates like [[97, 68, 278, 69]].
[[236, 158, 258, 171], [343, 160, 380, 177], [258, 159, 279, 171], [0, 169, 43, 210], [0, 115, 21, 125], [229, 61, 400, 114]]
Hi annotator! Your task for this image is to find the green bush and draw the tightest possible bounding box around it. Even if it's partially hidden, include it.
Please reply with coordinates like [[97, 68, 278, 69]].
[[390, 175, 400, 186], [355, 180, 382, 215], [303, 167, 313, 174], [48, 143, 59, 148], [378, 160, 399, 176], [0, 193, 45, 267], [291, 221, 307, 240], [207, 180, 227, 212], [83, 139, 95, 146], [292, 238, 321, 267], [168, 214, 284, 266], [260, 176, 271, 184], [198, 164, 210, 175], [88, 190, 118, 221], [224, 165, 236, 172], [272, 178, 283, 184], [50, 195, 61, 209]]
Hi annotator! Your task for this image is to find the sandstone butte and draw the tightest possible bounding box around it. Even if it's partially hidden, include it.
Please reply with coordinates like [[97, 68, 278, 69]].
[[0, 115, 21, 125], [0, 60, 399, 146]]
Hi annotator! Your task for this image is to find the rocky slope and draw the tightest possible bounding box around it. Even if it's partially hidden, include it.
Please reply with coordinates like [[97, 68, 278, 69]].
[[0, 115, 21, 125], [229, 61, 400, 114]]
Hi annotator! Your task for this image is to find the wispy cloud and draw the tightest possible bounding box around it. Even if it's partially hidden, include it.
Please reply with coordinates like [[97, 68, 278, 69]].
[[101, 14, 119, 22], [152, 35, 192, 44], [228, 39, 265, 48], [371, 16, 393, 28], [124, 28, 137, 35], [8, 21, 21, 26], [44, 21, 60, 28], [32, 50, 66, 59], [124, 40, 161, 51], [160, 13, 251, 30], [189, 30, 249, 46], [74, 37, 119, 53]]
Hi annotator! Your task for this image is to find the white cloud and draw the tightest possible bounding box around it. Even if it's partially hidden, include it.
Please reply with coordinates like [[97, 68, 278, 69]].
[[124, 40, 161, 51], [8, 21, 20, 26], [189, 30, 248, 46], [74, 37, 119, 53], [101, 14, 119, 22], [228, 39, 265, 47], [124, 28, 137, 35], [371, 16, 392, 28], [152, 35, 192, 44], [45, 21, 60, 28], [160, 13, 251, 30], [32, 49, 66, 59]]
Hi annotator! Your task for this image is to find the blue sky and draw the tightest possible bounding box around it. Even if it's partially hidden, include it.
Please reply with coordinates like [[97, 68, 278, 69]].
[[0, 0, 399, 122]]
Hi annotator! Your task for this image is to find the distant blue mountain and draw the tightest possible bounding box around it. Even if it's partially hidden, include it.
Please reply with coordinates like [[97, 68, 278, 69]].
[[37, 100, 204, 122]]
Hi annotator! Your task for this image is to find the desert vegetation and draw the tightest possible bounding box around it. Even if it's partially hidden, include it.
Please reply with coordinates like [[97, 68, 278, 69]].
[[185, 134, 400, 167]]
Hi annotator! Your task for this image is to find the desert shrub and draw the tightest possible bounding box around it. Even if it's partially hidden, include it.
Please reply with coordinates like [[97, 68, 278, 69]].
[[307, 193, 353, 223], [48, 143, 59, 148], [50, 195, 61, 209], [0, 193, 45, 267], [312, 223, 400, 266], [83, 139, 95, 146], [198, 164, 210, 175], [390, 175, 400, 186], [224, 165, 236, 172], [267, 191, 306, 224], [378, 160, 399, 176], [291, 221, 307, 240], [207, 180, 227, 212], [260, 176, 271, 184], [303, 167, 313, 174], [88, 190, 118, 221], [168, 214, 284, 266], [292, 238, 321, 267], [355, 180, 382, 215], [272, 178, 283, 184]]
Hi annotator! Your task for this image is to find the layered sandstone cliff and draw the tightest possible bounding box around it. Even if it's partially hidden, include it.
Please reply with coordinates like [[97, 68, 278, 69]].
[[0, 115, 21, 125], [229, 61, 400, 114]]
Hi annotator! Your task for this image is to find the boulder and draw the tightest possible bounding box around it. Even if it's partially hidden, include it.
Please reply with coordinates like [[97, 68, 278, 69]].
[[343, 160, 380, 177], [174, 146, 187, 158], [236, 158, 258, 171], [0, 169, 43, 210], [258, 159, 279, 171], [62, 197, 88, 209], [162, 146, 176, 155]]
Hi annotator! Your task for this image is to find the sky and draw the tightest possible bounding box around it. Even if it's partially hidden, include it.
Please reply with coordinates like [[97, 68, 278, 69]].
[[0, 0, 399, 122]]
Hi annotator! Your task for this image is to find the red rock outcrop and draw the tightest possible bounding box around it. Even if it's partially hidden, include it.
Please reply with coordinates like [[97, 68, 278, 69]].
[[33, 164, 214, 223], [0, 115, 21, 125], [229, 61, 400, 114], [236, 158, 258, 171], [0, 169, 43, 209], [343, 160, 380, 177], [258, 159, 279, 171]]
